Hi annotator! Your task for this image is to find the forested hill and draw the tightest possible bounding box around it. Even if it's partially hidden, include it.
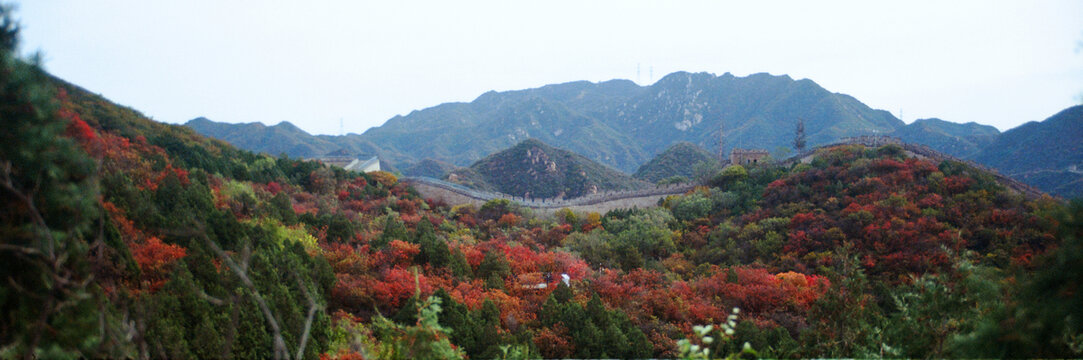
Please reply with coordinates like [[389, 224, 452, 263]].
[[447, 138, 649, 198], [7, 5, 1083, 357], [9, 53, 1083, 357], [188, 71, 904, 173], [633, 141, 720, 183]]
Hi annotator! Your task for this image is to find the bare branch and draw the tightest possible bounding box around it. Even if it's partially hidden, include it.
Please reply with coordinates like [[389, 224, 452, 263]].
[[197, 289, 227, 306], [199, 233, 290, 360], [0, 243, 41, 256], [240, 244, 251, 273], [0, 161, 57, 259], [292, 271, 322, 360]]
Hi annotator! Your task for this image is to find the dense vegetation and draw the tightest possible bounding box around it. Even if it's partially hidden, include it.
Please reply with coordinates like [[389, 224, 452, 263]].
[[3, 7, 1082, 359], [633, 142, 720, 183], [447, 138, 648, 199]]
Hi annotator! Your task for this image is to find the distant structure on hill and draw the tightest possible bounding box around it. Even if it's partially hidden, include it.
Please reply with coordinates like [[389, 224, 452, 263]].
[[730, 148, 769, 165], [312, 150, 381, 173]]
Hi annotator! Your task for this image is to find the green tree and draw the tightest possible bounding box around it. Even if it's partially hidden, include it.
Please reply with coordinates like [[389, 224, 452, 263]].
[[0, 6, 115, 357], [953, 201, 1083, 357], [374, 215, 407, 248], [371, 296, 464, 360], [416, 220, 450, 268]]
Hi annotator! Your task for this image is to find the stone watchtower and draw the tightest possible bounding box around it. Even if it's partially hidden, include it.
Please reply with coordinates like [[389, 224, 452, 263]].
[[730, 149, 769, 165]]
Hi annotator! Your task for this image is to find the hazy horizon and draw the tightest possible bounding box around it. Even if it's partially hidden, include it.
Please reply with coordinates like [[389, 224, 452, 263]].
[[16, 0, 1083, 135]]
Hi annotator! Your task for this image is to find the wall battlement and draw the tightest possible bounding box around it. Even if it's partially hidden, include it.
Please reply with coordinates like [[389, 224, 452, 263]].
[[401, 177, 697, 212]]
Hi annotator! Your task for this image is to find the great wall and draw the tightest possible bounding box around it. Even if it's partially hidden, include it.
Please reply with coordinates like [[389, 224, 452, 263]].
[[400, 177, 698, 214], [399, 136, 1047, 213]]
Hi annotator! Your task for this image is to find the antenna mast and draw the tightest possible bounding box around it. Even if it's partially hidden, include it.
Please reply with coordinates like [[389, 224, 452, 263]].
[[339, 118, 344, 136]]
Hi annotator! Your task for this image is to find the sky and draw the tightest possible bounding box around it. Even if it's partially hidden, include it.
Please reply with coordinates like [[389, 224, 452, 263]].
[[14, 0, 1083, 135]]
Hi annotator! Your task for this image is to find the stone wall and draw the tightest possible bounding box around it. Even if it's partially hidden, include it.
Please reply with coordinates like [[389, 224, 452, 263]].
[[730, 149, 769, 165], [401, 177, 696, 213]]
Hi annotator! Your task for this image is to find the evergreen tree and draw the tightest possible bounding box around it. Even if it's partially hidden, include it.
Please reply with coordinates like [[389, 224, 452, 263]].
[[467, 300, 504, 359], [477, 251, 510, 281], [448, 248, 472, 279], [416, 220, 450, 267], [0, 6, 111, 356], [573, 322, 603, 359], [585, 293, 609, 328], [552, 281, 574, 304], [374, 215, 407, 248]]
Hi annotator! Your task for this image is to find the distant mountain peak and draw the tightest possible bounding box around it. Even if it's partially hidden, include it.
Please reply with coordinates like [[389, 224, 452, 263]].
[[273, 121, 302, 130]]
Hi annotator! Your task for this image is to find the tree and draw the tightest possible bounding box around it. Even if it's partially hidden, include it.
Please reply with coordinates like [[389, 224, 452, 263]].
[[0, 6, 113, 356], [416, 219, 450, 268], [374, 215, 407, 248], [794, 117, 807, 153], [953, 201, 1083, 357], [371, 296, 464, 359]]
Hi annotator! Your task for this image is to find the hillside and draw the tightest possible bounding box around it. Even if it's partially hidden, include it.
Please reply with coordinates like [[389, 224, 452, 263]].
[[972, 105, 1083, 198], [402, 158, 460, 178], [9, 6, 1083, 358], [10, 68, 1081, 358], [633, 141, 720, 183], [188, 71, 905, 173], [890, 118, 1000, 158], [448, 138, 649, 198]]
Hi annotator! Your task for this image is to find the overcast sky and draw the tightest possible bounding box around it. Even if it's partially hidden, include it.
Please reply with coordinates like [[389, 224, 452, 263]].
[[15, 0, 1083, 135]]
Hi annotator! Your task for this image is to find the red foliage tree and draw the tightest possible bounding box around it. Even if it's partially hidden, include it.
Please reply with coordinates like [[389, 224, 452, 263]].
[[130, 237, 187, 292]]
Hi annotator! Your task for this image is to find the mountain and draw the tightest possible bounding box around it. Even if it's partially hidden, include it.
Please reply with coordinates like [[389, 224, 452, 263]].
[[972, 105, 1083, 198], [12, 7, 1082, 357], [604, 72, 902, 161], [358, 79, 649, 172], [633, 142, 720, 183], [185, 117, 339, 157], [890, 118, 1000, 158], [184, 117, 393, 163], [188, 71, 905, 173], [447, 138, 649, 198], [403, 158, 460, 178]]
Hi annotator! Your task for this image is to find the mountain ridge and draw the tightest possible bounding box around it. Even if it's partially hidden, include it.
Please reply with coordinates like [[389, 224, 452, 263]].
[[188, 71, 905, 172], [184, 73, 1082, 199], [972, 105, 1083, 198]]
